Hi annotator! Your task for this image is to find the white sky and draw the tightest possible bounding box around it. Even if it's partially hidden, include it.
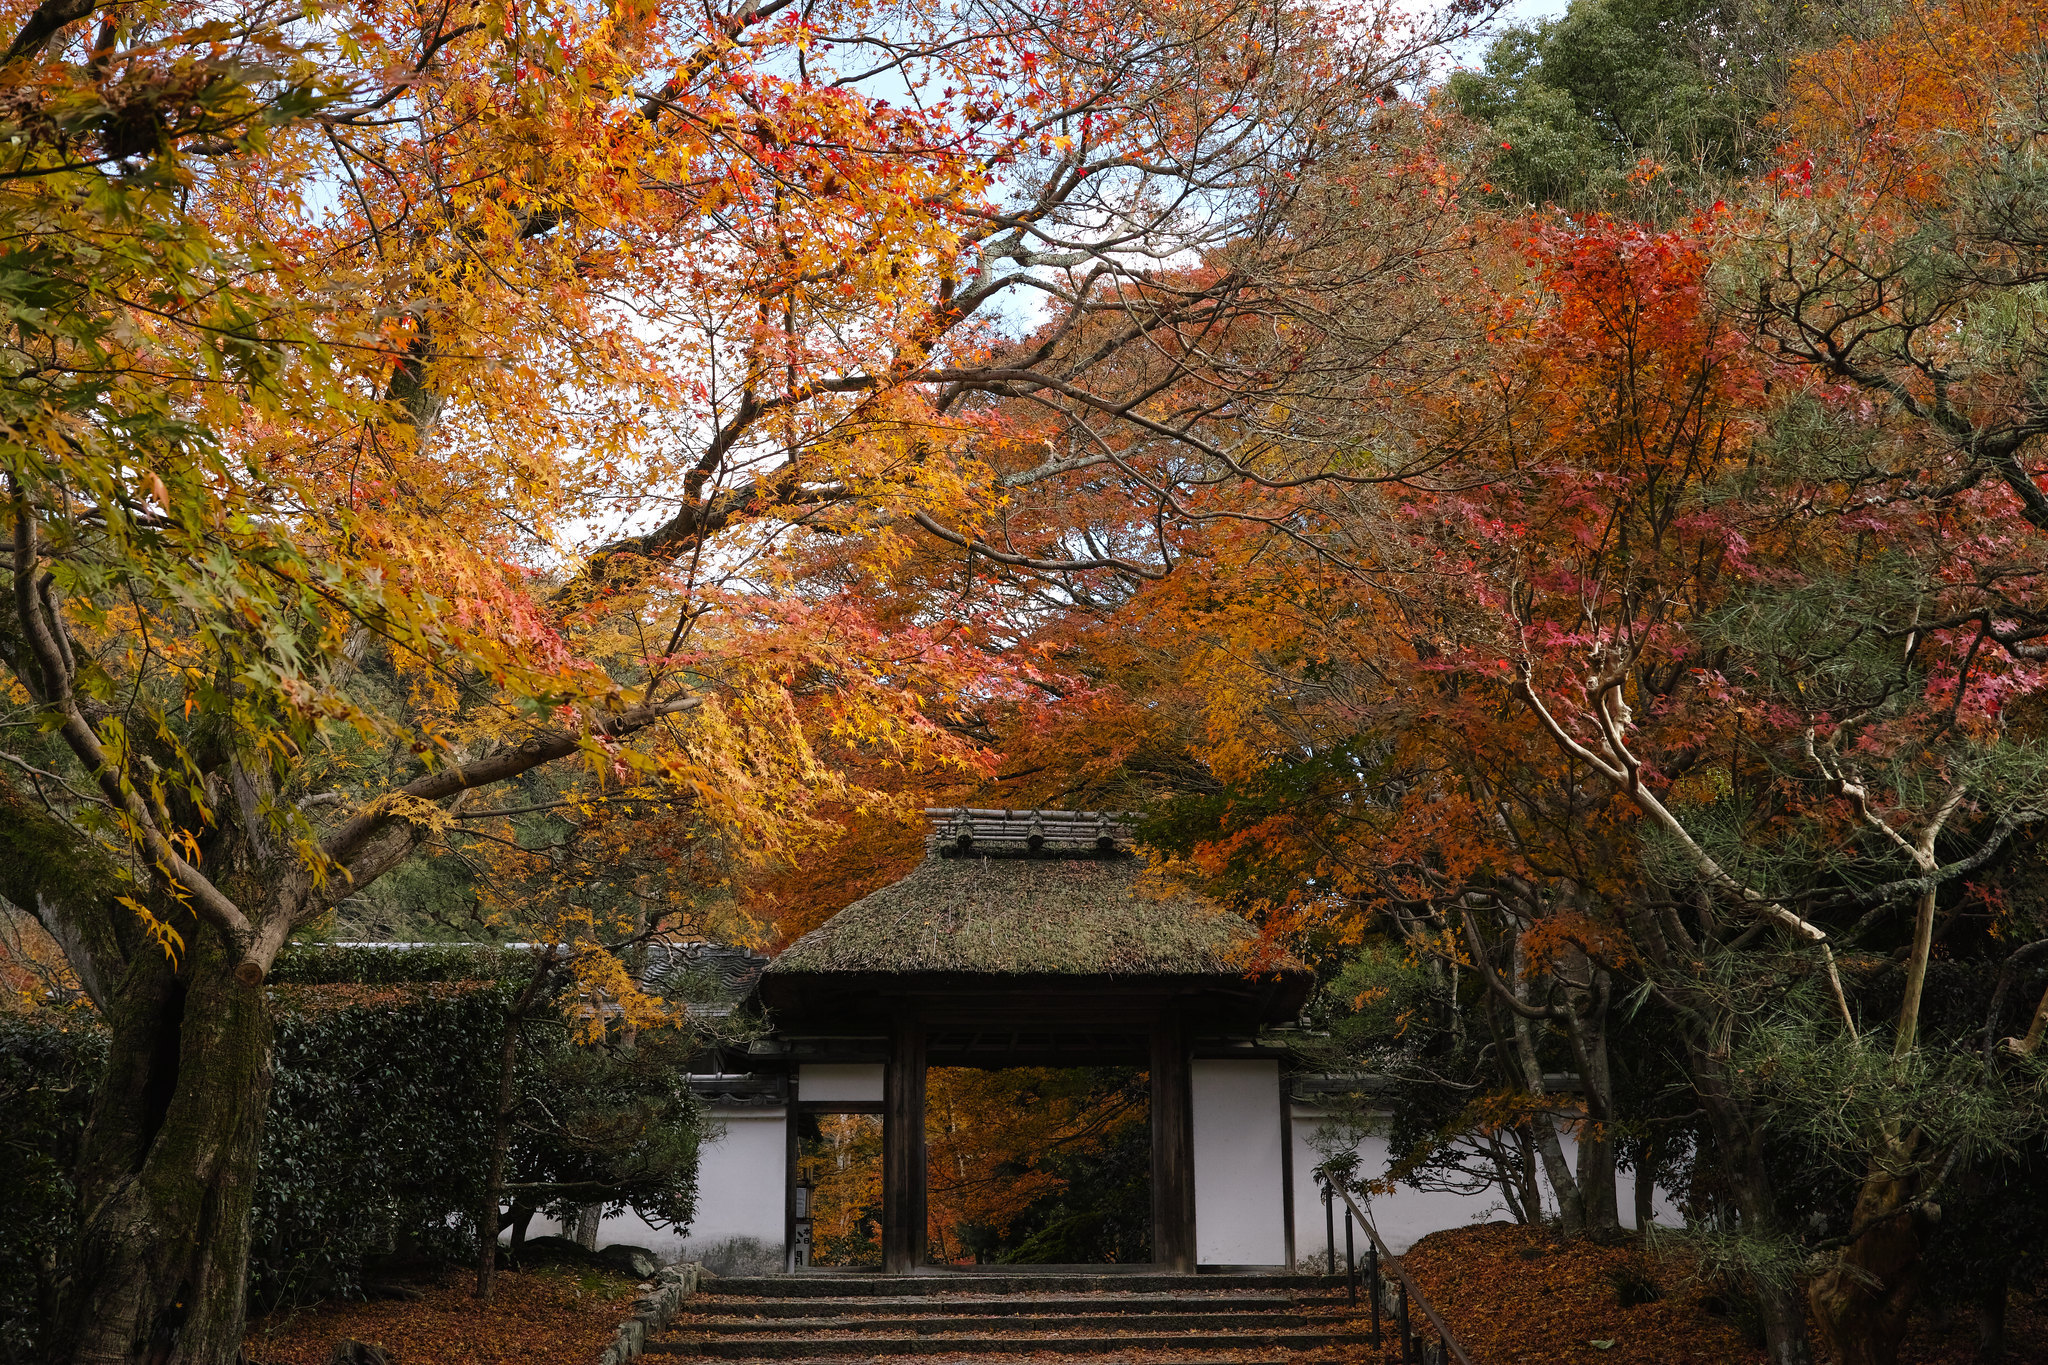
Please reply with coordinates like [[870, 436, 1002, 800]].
[[1442, 0, 1574, 70]]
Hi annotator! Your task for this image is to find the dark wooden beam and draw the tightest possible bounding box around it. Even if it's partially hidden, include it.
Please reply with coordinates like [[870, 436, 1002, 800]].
[[1278, 1064, 1296, 1268], [882, 1009, 928, 1274], [1150, 1011, 1195, 1271], [784, 1097, 800, 1271]]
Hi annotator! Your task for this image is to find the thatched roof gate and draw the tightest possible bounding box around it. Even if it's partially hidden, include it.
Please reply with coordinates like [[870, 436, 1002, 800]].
[[755, 810, 1310, 1273]]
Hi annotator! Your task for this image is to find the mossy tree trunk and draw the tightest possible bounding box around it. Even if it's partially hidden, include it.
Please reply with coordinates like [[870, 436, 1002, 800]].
[[55, 936, 276, 1365], [1686, 1034, 1812, 1365], [2, 771, 297, 1365], [1805, 1178, 1928, 1365], [1804, 883, 1956, 1365]]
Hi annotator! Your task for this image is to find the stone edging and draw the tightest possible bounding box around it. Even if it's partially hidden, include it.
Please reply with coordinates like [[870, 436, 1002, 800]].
[[597, 1261, 701, 1364]]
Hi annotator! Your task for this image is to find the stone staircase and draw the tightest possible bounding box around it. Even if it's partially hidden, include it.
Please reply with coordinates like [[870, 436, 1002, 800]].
[[647, 1271, 1392, 1364]]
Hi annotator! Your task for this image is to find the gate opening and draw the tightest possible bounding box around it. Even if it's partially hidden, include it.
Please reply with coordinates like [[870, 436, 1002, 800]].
[[924, 1066, 1152, 1265], [796, 1111, 883, 1268]]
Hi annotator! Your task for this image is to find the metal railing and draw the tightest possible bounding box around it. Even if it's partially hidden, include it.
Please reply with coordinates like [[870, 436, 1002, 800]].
[[1317, 1176, 1475, 1365]]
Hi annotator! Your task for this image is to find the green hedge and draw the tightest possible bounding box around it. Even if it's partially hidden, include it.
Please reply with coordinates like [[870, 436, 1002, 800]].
[[267, 942, 528, 985], [0, 944, 704, 1356], [251, 981, 506, 1307], [0, 1012, 103, 1365]]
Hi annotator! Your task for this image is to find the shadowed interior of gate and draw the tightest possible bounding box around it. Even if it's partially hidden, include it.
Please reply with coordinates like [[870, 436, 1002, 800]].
[[924, 1066, 1152, 1265]]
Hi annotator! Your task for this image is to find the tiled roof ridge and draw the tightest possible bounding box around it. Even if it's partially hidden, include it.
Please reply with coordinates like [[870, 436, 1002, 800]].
[[923, 806, 1139, 853]]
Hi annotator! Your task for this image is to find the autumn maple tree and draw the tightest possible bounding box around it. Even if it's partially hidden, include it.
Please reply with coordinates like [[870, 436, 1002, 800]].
[[924, 1066, 1151, 1264]]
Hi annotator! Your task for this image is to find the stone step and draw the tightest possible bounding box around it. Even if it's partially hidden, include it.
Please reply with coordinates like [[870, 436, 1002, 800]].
[[650, 1356, 1324, 1365], [684, 1292, 1330, 1318], [648, 1328, 1367, 1358], [680, 1310, 1338, 1335], [704, 1273, 1343, 1297]]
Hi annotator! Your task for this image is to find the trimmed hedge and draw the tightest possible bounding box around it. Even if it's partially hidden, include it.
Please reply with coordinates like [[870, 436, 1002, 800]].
[[0, 1011, 103, 1365], [252, 980, 505, 1307], [267, 941, 527, 985], [0, 943, 704, 1357]]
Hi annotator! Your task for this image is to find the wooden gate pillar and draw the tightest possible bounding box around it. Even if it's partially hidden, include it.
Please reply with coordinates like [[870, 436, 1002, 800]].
[[1150, 1009, 1196, 1271], [882, 1010, 927, 1274]]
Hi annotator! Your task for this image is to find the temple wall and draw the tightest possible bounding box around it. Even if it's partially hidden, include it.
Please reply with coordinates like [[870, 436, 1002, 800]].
[[1288, 1104, 1682, 1258], [535, 1104, 788, 1267], [556, 1082, 1684, 1271], [1191, 1059, 1289, 1265]]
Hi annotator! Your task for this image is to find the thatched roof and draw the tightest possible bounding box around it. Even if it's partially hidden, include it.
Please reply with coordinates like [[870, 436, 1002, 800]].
[[766, 850, 1282, 978]]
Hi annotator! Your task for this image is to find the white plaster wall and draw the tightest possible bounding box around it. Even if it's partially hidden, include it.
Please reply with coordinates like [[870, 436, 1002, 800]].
[[797, 1064, 884, 1103], [685, 1105, 789, 1249], [1288, 1105, 1681, 1259], [552, 1104, 790, 1262], [1191, 1059, 1288, 1266]]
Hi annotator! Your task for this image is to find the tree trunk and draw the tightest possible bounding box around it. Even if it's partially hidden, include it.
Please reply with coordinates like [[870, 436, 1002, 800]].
[[53, 935, 275, 1365], [477, 951, 555, 1301], [476, 1003, 520, 1302], [1488, 1133, 1538, 1224], [1518, 1125, 1544, 1224], [1526, 1097, 1581, 1231], [1633, 1129, 1664, 1233], [1509, 952, 1583, 1234], [1689, 1045, 1812, 1365], [1801, 881, 1945, 1365], [1807, 1173, 1928, 1365], [1755, 1278, 1815, 1365], [1973, 1265, 2008, 1363], [1565, 981, 1623, 1242]]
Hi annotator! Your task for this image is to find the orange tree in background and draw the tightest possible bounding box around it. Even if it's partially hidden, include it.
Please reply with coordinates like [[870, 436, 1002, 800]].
[[1119, 210, 1757, 1253], [924, 1067, 1150, 1264], [801, 1113, 884, 1267], [1126, 179, 2048, 1365]]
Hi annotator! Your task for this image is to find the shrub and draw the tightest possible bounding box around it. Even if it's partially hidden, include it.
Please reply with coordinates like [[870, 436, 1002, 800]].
[[1605, 1252, 1663, 1307], [251, 980, 506, 1307], [0, 1011, 103, 1365], [1, 944, 707, 1353]]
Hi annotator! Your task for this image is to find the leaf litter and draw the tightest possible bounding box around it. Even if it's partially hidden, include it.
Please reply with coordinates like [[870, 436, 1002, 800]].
[[244, 1266, 639, 1364], [1401, 1222, 2048, 1365]]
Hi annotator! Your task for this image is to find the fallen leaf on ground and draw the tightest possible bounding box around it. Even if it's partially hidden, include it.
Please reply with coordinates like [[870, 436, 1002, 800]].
[[244, 1267, 639, 1365], [1400, 1222, 2048, 1365]]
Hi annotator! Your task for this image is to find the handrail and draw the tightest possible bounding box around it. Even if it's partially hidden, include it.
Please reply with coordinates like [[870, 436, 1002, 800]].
[[1333, 1185, 1476, 1365]]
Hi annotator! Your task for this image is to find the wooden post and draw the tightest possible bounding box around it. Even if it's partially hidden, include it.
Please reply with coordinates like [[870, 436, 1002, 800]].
[[1324, 1179, 1336, 1274], [1345, 1208, 1356, 1306], [883, 1010, 927, 1274], [1150, 1010, 1195, 1271], [1368, 1241, 1381, 1346], [1277, 1066, 1296, 1268]]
